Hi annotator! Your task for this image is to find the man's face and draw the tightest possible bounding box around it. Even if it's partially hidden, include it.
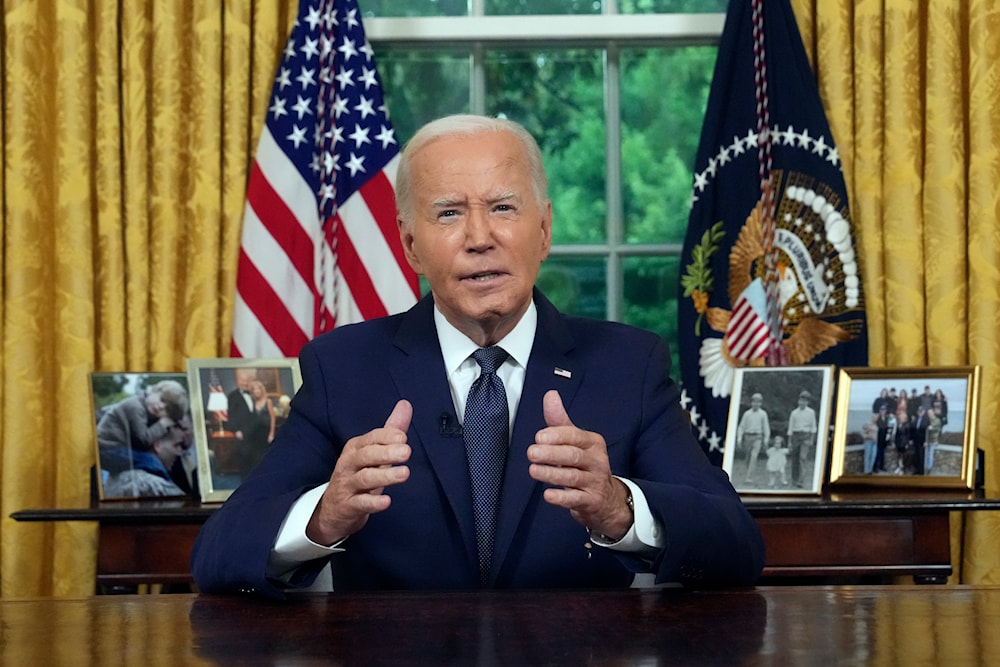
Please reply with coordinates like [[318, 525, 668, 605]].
[[235, 370, 254, 391], [153, 429, 186, 467], [399, 130, 552, 342]]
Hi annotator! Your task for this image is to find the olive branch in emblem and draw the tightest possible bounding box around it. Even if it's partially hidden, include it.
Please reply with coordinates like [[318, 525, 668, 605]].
[[681, 221, 725, 336]]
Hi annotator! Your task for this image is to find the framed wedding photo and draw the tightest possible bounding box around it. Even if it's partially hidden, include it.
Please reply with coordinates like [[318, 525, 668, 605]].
[[722, 365, 835, 495], [91, 371, 197, 500], [829, 366, 981, 489], [187, 358, 302, 502]]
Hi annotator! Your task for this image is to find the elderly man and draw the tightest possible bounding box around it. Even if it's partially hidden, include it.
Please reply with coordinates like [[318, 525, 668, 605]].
[[191, 114, 764, 598]]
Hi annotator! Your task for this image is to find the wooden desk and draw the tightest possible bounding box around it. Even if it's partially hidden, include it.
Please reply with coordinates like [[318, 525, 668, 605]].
[[2, 586, 999, 664], [13, 491, 1000, 589]]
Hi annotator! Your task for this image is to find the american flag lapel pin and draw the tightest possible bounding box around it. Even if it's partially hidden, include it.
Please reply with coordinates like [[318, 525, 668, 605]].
[[553, 367, 572, 379]]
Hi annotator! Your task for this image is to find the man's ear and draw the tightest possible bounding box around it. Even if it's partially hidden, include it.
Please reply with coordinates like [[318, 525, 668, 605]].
[[539, 200, 553, 261], [398, 217, 422, 273]]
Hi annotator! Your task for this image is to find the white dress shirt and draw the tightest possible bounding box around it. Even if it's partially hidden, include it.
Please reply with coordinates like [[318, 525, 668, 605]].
[[267, 300, 664, 580]]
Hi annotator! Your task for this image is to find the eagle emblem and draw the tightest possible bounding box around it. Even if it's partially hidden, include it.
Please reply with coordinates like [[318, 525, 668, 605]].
[[689, 169, 864, 398]]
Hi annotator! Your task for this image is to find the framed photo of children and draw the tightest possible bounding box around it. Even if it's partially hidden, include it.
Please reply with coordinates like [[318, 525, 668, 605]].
[[722, 366, 835, 495], [187, 358, 302, 502], [829, 366, 981, 489], [91, 371, 197, 500]]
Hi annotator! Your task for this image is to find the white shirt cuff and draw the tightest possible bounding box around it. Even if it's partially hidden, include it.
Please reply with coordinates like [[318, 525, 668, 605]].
[[268, 483, 344, 579], [589, 477, 665, 553]]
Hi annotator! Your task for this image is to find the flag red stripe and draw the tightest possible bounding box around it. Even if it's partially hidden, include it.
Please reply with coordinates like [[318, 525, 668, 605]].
[[728, 301, 769, 359], [236, 249, 311, 354], [361, 171, 419, 296], [336, 219, 389, 322], [245, 163, 315, 284]]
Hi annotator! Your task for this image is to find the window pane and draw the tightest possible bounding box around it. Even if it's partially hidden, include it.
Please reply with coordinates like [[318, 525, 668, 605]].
[[538, 257, 607, 320], [620, 46, 715, 244], [377, 49, 471, 142], [486, 0, 603, 14], [362, 1, 469, 18], [617, 0, 727, 12], [623, 255, 681, 374], [485, 49, 606, 245]]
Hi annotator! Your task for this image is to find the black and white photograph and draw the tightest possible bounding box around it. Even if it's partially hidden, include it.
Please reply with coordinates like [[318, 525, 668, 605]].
[[829, 366, 980, 489], [91, 371, 197, 500], [187, 358, 301, 502], [723, 366, 834, 495]]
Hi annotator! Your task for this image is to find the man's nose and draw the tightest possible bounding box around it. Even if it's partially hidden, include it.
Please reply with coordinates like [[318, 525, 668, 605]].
[[465, 208, 494, 249]]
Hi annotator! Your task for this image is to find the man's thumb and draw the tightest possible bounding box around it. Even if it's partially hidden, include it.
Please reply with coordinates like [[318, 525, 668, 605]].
[[542, 390, 573, 427], [385, 399, 413, 433]]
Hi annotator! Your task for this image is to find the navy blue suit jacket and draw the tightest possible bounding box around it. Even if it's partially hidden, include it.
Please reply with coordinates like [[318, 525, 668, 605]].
[[191, 290, 764, 598]]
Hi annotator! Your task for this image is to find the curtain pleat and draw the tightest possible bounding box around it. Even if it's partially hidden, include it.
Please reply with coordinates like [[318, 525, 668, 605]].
[[0, 0, 297, 598], [1, 0, 999, 597], [794, 0, 1000, 584]]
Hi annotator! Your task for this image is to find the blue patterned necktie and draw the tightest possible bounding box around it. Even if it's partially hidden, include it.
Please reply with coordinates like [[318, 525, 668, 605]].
[[464, 346, 510, 586]]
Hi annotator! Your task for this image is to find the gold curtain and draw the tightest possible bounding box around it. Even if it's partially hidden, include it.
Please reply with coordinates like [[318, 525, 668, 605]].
[[2, 0, 999, 598], [0, 0, 297, 598], [793, 0, 1000, 583]]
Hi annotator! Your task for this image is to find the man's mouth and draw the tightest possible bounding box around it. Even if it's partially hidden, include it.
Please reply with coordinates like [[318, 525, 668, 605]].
[[466, 271, 501, 282]]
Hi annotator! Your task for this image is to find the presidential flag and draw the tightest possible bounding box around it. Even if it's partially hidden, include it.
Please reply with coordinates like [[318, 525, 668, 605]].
[[232, 0, 419, 358], [678, 0, 868, 465]]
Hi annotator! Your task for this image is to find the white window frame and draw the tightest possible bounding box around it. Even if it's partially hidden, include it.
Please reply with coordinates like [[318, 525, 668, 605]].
[[365, 13, 725, 322]]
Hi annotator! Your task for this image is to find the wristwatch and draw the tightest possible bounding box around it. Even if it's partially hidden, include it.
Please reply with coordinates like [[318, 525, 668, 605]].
[[590, 485, 634, 544]]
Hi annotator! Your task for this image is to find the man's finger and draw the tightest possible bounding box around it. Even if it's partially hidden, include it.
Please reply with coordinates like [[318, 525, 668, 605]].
[[543, 389, 573, 428], [384, 399, 413, 433]]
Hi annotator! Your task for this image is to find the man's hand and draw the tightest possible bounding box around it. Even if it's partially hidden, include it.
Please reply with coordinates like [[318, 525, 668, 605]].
[[306, 400, 412, 546], [526, 390, 633, 541]]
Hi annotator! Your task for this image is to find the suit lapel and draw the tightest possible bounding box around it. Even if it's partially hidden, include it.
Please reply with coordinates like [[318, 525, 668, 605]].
[[489, 291, 583, 582], [389, 296, 478, 568]]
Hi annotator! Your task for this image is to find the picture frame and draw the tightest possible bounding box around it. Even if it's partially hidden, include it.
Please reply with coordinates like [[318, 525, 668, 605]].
[[722, 365, 835, 495], [187, 358, 302, 502], [829, 366, 980, 489], [91, 371, 197, 500]]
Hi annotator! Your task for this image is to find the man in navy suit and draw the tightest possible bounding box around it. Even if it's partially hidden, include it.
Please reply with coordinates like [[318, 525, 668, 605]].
[[191, 115, 765, 598]]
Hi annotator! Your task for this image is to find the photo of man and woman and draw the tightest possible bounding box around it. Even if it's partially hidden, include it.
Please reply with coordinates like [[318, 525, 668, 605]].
[[188, 359, 301, 501]]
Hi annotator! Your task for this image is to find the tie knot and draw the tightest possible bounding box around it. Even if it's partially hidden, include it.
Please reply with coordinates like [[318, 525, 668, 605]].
[[472, 346, 508, 375]]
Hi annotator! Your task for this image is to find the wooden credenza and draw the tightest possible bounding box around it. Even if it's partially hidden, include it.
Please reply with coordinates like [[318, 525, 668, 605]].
[[12, 490, 1000, 590], [11, 500, 214, 589], [745, 489, 1000, 583]]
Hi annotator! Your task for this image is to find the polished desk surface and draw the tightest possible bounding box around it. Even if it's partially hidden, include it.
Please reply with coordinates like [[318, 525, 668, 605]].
[[2, 586, 999, 665]]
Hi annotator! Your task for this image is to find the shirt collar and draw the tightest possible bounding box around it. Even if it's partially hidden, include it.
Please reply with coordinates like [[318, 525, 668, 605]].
[[434, 299, 537, 374]]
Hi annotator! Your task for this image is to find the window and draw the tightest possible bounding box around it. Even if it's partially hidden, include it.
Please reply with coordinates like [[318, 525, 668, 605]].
[[364, 1, 726, 373]]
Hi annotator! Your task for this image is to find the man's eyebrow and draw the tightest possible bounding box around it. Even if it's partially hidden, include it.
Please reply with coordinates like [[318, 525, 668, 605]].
[[430, 190, 519, 208], [431, 196, 465, 208], [486, 190, 518, 204]]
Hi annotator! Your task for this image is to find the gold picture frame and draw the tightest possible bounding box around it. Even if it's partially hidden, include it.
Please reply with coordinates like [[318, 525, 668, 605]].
[[829, 366, 980, 489], [187, 358, 302, 502], [722, 365, 835, 495]]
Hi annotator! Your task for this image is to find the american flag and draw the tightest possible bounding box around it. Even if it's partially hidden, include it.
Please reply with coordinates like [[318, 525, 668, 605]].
[[231, 0, 419, 358]]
